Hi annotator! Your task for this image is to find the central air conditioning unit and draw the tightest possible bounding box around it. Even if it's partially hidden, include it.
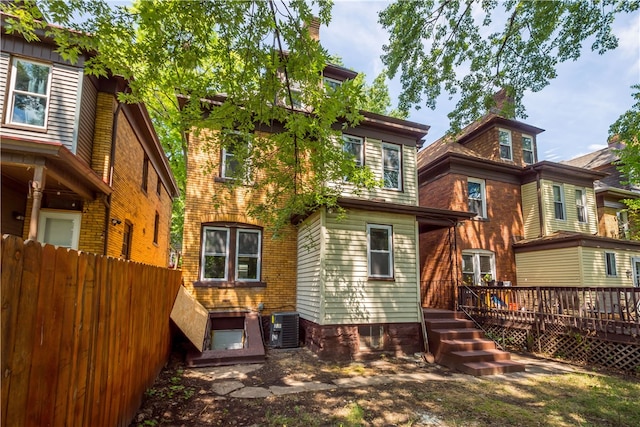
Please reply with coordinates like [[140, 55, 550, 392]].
[[269, 312, 299, 348]]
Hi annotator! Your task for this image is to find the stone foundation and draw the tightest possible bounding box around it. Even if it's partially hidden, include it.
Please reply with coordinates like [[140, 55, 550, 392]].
[[299, 318, 423, 361]]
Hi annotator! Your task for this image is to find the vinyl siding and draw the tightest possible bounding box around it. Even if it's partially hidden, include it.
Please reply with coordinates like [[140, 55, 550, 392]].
[[0, 52, 8, 124], [322, 209, 419, 324], [516, 247, 584, 286], [1, 60, 82, 152], [521, 181, 540, 239], [336, 139, 418, 205], [296, 210, 323, 323], [580, 248, 640, 287], [541, 180, 598, 236], [76, 74, 97, 165]]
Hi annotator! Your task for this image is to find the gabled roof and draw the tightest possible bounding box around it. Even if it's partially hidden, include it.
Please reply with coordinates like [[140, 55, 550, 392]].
[[562, 143, 622, 170]]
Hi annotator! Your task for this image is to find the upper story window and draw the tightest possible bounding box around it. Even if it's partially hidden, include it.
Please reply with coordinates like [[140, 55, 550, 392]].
[[575, 188, 587, 223], [605, 252, 617, 277], [156, 176, 162, 197], [200, 224, 262, 284], [617, 210, 630, 239], [367, 224, 393, 279], [153, 212, 160, 244], [343, 134, 364, 167], [323, 76, 342, 92], [382, 143, 402, 190], [122, 221, 133, 260], [552, 184, 566, 220], [462, 250, 495, 286], [467, 178, 487, 219], [7, 58, 52, 128], [498, 129, 512, 161], [522, 135, 535, 164], [142, 155, 149, 192], [221, 132, 251, 180]]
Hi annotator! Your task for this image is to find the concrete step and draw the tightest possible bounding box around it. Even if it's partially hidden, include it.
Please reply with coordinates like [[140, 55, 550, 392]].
[[447, 349, 512, 364], [431, 328, 485, 340], [437, 338, 497, 355], [425, 318, 475, 330], [422, 309, 458, 320], [458, 360, 526, 376]]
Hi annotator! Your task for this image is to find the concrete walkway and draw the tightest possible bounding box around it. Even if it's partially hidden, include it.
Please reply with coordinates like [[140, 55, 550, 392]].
[[184, 352, 588, 399]]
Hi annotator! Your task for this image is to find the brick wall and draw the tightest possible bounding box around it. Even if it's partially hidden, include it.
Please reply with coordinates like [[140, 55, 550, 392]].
[[465, 125, 535, 167], [182, 129, 298, 313]]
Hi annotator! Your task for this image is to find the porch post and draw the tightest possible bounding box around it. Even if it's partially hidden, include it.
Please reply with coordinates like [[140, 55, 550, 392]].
[[28, 165, 46, 241]]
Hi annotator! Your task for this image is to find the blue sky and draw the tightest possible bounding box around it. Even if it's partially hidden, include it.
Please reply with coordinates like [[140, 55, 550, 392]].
[[319, 1, 640, 162]]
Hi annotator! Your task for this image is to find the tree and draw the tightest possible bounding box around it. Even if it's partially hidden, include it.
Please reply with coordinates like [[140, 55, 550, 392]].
[[379, 0, 639, 131], [2, 0, 380, 235]]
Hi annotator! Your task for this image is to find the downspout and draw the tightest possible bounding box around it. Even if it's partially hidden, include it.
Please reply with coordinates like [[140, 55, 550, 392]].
[[535, 168, 545, 237], [27, 165, 46, 240], [451, 221, 460, 310], [102, 100, 122, 255]]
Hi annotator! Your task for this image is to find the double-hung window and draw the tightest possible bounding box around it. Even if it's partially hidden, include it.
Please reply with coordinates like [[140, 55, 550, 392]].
[[522, 135, 535, 164], [221, 132, 251, 180], [343, 134, 364, 167], [575, 188, 587, 223], [467, 178, 487, 218], [7, 58, 52, 128], [367, 224, 393, 278], [498, 129, 512, 161], [617, 210, 630, 239], [323, 76, 341, 92], [200, 224, 262, 284], [605, 252, 617, 277], [462, 250, 495, 286], [552, 184, 566, 220], [382, 143, 402, 190]]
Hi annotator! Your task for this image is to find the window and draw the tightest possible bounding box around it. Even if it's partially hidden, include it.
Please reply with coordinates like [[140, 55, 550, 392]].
[[323, 76, 341, 92], [367, 224, 393, 278], [122, 221, 133, 260], [605, 252, 617, 277], [36, 210, 81, 250], [382, 143, 402, 190], [462, 251, 495, 286], [343, 134, 364, 167], [153, 212, 160, 244], [358, 325, 384, 350], [156, 176, 162, 197], [498, 129, 512, 160], [552, 184, 566, 220], [575, 188, 587, 223], [617, 210, 630, 239], [142, 155, 149, 192], [7, 58, 52, 127], [220, 132, 250, 180], [467, 178, 486, 218], [200, 224, 262, 283], [522, 135, 535, 164]]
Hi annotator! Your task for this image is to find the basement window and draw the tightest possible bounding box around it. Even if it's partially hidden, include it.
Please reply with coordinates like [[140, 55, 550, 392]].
[[359, 325, 384, 350]]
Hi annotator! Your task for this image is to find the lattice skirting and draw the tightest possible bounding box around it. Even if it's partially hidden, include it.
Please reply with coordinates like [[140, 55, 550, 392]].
[[482, 323, 640, 375]]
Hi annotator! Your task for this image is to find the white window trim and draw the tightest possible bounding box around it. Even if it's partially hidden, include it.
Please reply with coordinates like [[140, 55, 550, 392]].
[[522, 134, 535, 164], [37, 210, 82, 250], [220, 132, 251, 180], [467, 177, 487, 219], [552, 184, 566, 221], [498, 128, 513, 161], [382, 143, 402, 190], [462, 249, 496, 286], [7, 57, 53, 129], [617, 210, 630, 239], [342, 134, 364, 167], [575, 188, 587, 223], [235, 228, 262, 282], [201, 226, 230, 281], [605, 252, 617, 277], [367, 224, 394, 279], [323, 76, 342, 91]]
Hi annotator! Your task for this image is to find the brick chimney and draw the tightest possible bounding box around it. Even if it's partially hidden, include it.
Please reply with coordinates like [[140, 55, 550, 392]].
[[306, 17, 320, 41]]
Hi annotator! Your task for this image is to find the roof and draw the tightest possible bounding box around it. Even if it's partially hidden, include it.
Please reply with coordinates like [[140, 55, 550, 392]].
[[513, 230, 640, 252], [562, 143, 622, 170]]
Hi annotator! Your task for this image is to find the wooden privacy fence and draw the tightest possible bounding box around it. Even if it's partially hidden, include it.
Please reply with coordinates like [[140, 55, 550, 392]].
[[1, 235, 182, 427]]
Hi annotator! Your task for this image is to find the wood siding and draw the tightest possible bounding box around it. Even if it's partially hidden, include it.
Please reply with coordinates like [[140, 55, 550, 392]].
[[541, 180, 598, 236], [521, 181, 540, 239], [336, 139, 418, 205], [516, 247, 585, 286], [580, 247, 639, 287], [76, 75, 97, 165], [0, 53, 8, 125], [296, 210, 323, 323], [322, 209, 419, 324]]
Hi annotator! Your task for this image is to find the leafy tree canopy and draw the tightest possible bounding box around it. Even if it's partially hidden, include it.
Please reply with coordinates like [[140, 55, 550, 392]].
[[379, 0, 639, 132], [2, 0, 388, 236]]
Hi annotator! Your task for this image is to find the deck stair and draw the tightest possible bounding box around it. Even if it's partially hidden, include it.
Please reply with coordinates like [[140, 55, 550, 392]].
[[423, 309, 525, 376]]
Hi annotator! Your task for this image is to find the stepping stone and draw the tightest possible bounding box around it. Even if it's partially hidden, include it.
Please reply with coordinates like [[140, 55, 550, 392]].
[[270, 382, 335, 395], [229, 387, 272, 398], [211, 380, 245, 395]]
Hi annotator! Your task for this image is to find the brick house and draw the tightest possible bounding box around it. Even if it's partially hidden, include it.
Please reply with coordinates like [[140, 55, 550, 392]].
[[0, 18, 179, 267], [180, 66, 471, 360], [418, 110, 640, 309]]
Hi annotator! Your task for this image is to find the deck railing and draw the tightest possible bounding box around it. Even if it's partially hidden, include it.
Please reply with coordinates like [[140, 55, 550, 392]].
[[458, 285, 640, 342]]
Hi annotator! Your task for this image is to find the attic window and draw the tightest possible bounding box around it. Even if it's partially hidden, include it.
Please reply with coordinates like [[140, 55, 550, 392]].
[[323, 76, 341, 91], [498, 129, 512, 161], [522, 135, 535, 164]]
